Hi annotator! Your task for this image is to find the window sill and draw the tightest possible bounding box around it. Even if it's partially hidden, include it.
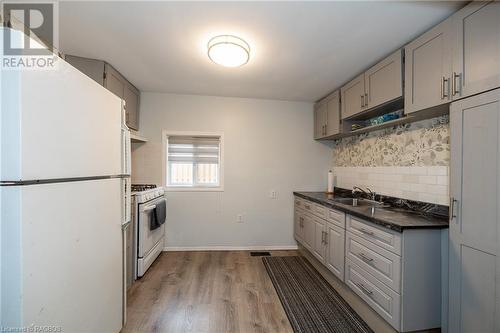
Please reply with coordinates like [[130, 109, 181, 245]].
[[165, 186, 224, 192]]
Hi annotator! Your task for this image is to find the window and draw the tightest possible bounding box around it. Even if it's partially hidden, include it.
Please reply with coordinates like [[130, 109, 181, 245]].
[[164, 133, 223, 191]]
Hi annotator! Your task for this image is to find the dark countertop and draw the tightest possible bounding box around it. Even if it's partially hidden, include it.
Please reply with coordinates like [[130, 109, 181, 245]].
[[294, 192, 449, 233]]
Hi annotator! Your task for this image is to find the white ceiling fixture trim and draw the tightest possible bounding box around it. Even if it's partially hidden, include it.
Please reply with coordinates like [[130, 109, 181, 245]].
[[207, 35, 250, 68]]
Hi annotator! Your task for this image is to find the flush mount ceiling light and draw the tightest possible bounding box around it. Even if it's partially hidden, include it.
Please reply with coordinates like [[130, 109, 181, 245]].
[[207, 35, 250, 68]]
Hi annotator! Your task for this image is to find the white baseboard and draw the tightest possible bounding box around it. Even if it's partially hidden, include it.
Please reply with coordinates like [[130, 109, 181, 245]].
[[163, 245, 299, 252]]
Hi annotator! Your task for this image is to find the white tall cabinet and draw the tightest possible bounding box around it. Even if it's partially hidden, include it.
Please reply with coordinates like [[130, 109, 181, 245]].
[[449, 88, 500, 333]]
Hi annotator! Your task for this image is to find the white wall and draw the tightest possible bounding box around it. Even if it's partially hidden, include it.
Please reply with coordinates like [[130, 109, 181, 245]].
[[132, 93, 331, 250]]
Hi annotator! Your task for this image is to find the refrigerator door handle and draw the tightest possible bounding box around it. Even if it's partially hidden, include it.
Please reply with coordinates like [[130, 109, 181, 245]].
[[122, 178, 131, 225], [121, 128, 132, 176]]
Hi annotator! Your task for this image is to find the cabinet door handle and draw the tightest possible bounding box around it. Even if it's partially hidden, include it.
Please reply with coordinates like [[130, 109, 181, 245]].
[[361, 95, 364, 107], [304, 204, 311, 210], [359, 228, 375, 236], [450, 197, 458, 222], [323, 231, 328, 245], [364, 93, 368, 107], [452, 72, 461, 96], [359, 253, 374, 263], [441, 76, 449, 99]]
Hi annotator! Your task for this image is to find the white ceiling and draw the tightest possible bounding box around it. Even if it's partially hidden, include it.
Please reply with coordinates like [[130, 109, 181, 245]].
[[59, 1, 463, 102]]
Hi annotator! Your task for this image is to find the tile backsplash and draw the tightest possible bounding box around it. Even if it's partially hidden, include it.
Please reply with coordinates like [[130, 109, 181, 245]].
[[332, 116, 450, 205], [333, 115, 449, 167], [333, 166, 449, 205]]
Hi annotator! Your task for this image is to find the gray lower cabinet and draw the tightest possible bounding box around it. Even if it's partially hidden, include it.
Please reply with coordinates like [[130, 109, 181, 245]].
[[449, 88, 500, 333], [314, 90, 341, 139], [65, 55, 140, 130], [451, 1, 500, 101], [312, 216, 327, 262], [294, 196, 442, 332], [325, 222, 345, 281], [303, 214, 315, 252], [294, 197, 346, 281], [404, 19, 452, 114]]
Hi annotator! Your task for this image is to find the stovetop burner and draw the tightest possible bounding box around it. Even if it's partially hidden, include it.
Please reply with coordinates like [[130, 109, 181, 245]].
[[131, 184, 157, 192]]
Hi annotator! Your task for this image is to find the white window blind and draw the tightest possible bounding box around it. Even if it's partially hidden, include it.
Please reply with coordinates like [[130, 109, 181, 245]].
[[167, 136, 221, 188]]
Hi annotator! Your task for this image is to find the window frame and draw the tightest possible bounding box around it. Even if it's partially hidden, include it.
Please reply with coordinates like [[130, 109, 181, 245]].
[[162, 130, 224, 192]]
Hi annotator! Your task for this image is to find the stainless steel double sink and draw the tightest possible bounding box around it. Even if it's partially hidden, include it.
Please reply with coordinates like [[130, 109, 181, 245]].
[[329, 197, 390, 208]]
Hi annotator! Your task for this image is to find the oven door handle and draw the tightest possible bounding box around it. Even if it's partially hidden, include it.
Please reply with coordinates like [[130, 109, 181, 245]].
[[142, 205, 156, 212]]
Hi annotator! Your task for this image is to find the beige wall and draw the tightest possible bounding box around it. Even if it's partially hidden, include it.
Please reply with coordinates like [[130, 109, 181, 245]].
[[132, 92, 332, 249]]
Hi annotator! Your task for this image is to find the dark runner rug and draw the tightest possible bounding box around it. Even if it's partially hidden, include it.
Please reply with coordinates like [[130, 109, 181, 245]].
[[262, 256, 373, 333]]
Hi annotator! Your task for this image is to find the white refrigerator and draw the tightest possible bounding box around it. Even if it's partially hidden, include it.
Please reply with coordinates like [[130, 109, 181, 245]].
[[1, 28, 131, 332]]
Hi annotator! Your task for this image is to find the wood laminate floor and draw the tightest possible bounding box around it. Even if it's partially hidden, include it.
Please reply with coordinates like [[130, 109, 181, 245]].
[[123, 251, 297, 333]]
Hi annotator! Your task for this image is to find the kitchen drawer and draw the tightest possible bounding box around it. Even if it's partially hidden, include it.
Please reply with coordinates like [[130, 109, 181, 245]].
[[327, 208, 345, 229], [347, 216, 402, 255], [294, 197, 305, 210], [346, 259, 401, 330], [346, 231, 401, 292], [301, 200, 314, 213], [312, 203, 328, 220]]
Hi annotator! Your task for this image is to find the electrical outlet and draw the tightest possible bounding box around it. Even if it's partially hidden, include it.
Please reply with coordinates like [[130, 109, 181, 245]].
[[237, 214, 244, 223], [269, 190, 277, 199]]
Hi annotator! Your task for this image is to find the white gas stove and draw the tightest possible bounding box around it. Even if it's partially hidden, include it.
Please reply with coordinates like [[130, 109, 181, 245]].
[[131, 184, 165, 203], [130, 184, 166, 282]]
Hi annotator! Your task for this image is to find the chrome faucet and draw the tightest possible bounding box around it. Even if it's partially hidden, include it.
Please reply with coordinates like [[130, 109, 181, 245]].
[[366, 187, 377, 201], [352, 186, 367, 197], [352, 186, 377, 201]]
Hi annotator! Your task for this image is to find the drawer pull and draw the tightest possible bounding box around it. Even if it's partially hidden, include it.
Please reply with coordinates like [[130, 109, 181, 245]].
[[304, 204, 311, 210], [359, 253, 374, 263], [356, 283, 373, 297], [359, 228, 375, 236]]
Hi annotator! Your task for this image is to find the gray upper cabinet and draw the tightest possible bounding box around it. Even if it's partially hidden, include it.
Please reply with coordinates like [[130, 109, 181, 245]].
[[123, 83, 139, 131], [405, 19, 452, 114], [449, 88, 500, 333], [314, 90, 340, 139], [313, 100, 327, 139], [65, 55, 140, 131], [341, 50, 403, 120], [451, 1, 500, 100], [341, 74, 365, 120], [405, 1, 500, 115], [64, 55, 105, 86], [104, 64, 140, 131], [104, 65, 125, 98], [364, 49, 403, 110], [326, 91, 341, 136]]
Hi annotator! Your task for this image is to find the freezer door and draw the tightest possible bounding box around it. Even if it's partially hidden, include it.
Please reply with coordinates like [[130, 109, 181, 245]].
[[1, 28, 122, 181], [1, 178, 123, 332]]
